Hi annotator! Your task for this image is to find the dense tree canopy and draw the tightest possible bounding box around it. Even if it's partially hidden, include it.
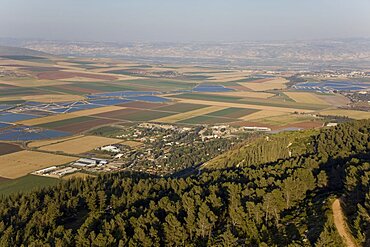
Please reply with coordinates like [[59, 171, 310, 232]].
[[1, 120, 370, 246]]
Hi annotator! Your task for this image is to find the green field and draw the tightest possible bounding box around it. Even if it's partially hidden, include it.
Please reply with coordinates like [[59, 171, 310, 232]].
[[207, 107, 259, 118], [88, 126, 126, 137], [156, 103, 208, 113], [0, 175, 59, 196]]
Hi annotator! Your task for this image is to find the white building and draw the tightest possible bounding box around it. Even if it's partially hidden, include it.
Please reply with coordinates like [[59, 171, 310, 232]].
[[101, 145, 121, 153]]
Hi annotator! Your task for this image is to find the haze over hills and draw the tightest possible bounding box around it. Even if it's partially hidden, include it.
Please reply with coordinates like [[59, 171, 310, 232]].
[[1, 38, 370, 68], [0, 45, 51, 58], [1, 0, 370, 245]]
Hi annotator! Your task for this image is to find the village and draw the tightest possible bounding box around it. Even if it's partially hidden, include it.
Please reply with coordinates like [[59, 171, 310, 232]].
[[31, 123, 263, 178]]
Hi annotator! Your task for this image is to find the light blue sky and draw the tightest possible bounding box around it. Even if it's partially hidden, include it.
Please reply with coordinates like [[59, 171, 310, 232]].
[[1, 0, 370, 42]]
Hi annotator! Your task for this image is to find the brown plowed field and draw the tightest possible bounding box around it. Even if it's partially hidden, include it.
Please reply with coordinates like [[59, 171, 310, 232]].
[[93, 108, 144, 119], [0, 143, 23, 156], [55, 118, 120, 133], [0, 176, 11, 183], [286, 121, 324, 129]]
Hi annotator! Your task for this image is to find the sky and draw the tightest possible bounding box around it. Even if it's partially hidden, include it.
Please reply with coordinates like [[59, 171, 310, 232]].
[[1, 0, 370, 42]]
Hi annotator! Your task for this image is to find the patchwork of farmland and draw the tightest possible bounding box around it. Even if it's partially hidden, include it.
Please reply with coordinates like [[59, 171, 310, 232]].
[[0, 51, 369, 193]]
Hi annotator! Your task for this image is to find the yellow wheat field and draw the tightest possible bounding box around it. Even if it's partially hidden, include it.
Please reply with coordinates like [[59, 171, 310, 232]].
[[0, 151, 77, 179], [240, 110, 288, 121], [0, 80, 74, 88], [240, 78, 288, 91], [319, 109, 370, 120], [39, 135, 123, 154], [284, 92, 329, 105]]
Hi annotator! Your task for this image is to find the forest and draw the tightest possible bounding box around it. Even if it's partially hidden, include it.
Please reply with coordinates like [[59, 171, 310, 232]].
[[0, 120, 370, 246]]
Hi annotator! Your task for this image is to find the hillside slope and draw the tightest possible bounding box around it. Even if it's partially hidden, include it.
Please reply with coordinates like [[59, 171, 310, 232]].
[[0, 45, 52, 58], [0, 120, 369, 246]]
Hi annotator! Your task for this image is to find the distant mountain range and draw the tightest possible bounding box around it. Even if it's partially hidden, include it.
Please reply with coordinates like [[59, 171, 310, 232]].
[[0, 45, 50, 57], [0, 38, 370, 69]]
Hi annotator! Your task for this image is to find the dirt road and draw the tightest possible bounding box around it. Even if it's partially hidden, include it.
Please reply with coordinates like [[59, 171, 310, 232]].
[[332, 199, 358, 247]]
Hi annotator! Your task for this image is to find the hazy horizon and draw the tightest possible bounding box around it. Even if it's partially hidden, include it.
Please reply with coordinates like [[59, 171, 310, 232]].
[[1, 0, 370, 43]]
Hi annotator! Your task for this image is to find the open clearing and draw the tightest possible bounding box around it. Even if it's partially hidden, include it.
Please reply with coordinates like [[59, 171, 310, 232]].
[[154, 106, 227, 123], [18, 106, 124, 126], [319, 109, 370, 120], [284, 92, 330, 105], [239, 78, 288, 91], [39, 135, 122, 154], [0, 151, 77, 179]]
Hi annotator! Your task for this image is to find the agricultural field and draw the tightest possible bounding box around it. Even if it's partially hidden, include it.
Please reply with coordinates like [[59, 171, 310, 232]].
[[0, 151, 77, 179], [0, 175, 59, 196], [1, 47, 370, 194], [0, 142, 23, 155], [37, 135, 122, 154], [284, 92, 330, 105], [319, 109, 370, 120], [154, 106, 227, 123], [239, 77, 288, 91]]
